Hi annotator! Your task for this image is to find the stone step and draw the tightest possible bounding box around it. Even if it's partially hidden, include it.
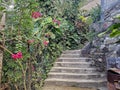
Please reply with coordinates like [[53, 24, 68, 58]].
[[61, 54, 81, 58], [90, 52, 104, 55], [45, 78, 107, 88], [57, 57, 92, 62], [63, 50, 81, 54], [48, 72, 106, 79], [50, 67, 97, 73], [42, 85, 97, 90], [54, 62, 91, 68]]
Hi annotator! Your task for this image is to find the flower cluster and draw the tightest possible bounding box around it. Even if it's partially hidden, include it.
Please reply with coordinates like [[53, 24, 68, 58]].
[[32, 12, 42, 19], [12, 52, 23, 60], [53, 19, 60, 26], [43, 41, 49, 46]]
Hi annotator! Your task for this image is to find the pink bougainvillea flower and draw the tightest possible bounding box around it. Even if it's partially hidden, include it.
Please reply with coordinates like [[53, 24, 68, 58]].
[[57, 20, 60, 26], [43, 40, 49, 46], [32, 12, 42, 19], [27, 39, 34, 44], [53, 18, 60, 26], [17, 52, 23, 59], [11, 52, 23, 60], [53, 19, 57, 23], [12, 54, 18, 60]]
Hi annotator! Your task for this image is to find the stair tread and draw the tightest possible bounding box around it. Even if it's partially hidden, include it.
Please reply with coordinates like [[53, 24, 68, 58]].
[[62, 53, 80, 55], [63, 50, 81, 52], [52, 67, 96, 70], [45, 78, 107, 82], [55, 62, 91, 64], [59, 57, 91, 59], [48, 72, 105, 76]]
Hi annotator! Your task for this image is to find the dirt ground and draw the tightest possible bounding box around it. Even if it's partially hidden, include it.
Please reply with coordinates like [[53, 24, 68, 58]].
[[80, 0, 100, 11], [42, 85, 96, 90]]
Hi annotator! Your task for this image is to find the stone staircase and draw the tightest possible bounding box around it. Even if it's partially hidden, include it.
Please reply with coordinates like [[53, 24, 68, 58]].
[[44, 50, 107, 90]]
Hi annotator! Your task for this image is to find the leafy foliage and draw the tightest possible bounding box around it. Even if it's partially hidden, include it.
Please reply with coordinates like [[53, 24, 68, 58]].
[[108, 22, 120, 37], [98, 15, 120, 38], [0, 0, 94, 90], [89, 5, 101, 23]]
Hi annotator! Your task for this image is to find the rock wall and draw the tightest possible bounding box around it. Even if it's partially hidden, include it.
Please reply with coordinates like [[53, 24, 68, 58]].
[[92, 36, 120, 57], [80, 35, 118, 71]]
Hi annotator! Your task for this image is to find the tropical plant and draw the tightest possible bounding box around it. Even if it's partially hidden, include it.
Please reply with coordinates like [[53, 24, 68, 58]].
[[107, 15, 120, 37], [98, 15, 120, 38]]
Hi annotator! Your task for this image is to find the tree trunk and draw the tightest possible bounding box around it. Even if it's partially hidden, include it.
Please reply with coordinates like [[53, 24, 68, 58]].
[[0, 13, 6, 88], [0, 49, 3, 88]]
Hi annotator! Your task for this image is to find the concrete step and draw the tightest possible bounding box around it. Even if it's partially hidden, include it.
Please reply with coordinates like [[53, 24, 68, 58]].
[[50, 67, 97, 73], [63, 50, 81, 54], [45, 49, 107, 89], [45, 78, 107, 88], [48, 72, 106, 79], [57, 57, 92, 62], [42, 85, 97, 90], [61, 54, 81, 58], [54, 62, 91, 68]]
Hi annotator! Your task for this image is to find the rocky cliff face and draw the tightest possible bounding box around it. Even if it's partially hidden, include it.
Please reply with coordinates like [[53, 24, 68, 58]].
[[80, 35, 119, 72], [81, 1, 120, 71]]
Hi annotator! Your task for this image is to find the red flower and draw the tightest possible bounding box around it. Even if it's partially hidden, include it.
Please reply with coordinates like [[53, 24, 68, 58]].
[[17, 52, 23, 59], [12, 54, 18, 60], [32, 12, 42, 19], [27, 39, 34, 44], [53, 19, 60, 26], [43, 41, 49, 46], [11, 52, 23, 60]]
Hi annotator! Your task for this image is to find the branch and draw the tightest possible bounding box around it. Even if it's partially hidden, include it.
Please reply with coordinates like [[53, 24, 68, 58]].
[[0, 45, 13, 54]]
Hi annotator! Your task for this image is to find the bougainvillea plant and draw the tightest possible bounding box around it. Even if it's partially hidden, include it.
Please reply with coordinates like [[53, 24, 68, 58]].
[[0, 0, 65, 90]]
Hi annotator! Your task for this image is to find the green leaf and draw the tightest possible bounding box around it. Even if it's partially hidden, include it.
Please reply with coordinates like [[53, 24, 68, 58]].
[[0, 7, 5, 11], [56, 29, 62, 35], [98, 31, 106, 37], [108, 23, 120, 30], [8, 61, 16, 67], [110, 29, 120, 37], [41, 17, 52, 26], [46, 17, 52, 23], [33, 28, 40, 35]]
